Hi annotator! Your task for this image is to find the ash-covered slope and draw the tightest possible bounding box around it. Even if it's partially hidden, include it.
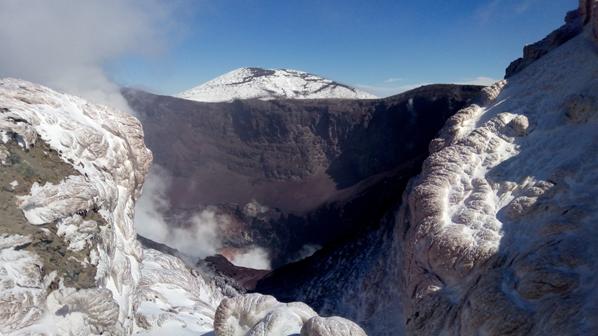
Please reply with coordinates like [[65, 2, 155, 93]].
[[258, 2, 598, 335], [177, 67, 377, 102], [0, 78, 152, 335], [124, 85, 483, 267]]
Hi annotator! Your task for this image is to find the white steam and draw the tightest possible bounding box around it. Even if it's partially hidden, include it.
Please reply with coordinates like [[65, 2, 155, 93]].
[[231, 247, 272, 270], [135, 165, 227, 257], [136, 165, 273, 268], [0, 0, 179, 111]]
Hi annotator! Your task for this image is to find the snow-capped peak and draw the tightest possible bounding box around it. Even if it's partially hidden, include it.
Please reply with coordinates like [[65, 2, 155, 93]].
[[176, 67, 377, 102]]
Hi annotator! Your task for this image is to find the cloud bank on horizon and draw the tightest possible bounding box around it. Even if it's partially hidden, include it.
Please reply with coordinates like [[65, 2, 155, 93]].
[[0, 0, 182, 111]]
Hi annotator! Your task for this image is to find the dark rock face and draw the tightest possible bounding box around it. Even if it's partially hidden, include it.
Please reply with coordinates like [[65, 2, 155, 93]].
[[124, 85, 483, 267]]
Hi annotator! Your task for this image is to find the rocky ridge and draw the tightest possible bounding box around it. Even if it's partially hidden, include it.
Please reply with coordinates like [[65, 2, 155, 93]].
[[505, 0, 598, 77]]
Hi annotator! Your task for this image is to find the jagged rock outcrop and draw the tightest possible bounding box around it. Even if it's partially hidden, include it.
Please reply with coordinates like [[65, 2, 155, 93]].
[[205, 254, 270, 290], [591, 0, 598, 41], [124, 85, 484, 267], [506, 0, 598, 77], [0, 78, 151, 335]]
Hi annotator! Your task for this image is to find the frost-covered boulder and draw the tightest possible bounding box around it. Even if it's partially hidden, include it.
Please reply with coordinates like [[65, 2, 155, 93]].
[[214, 293, 317, 336], [301, 316, 367, 336], [214, 293, 366, 336], [0, 78, 151, 335], [133, 247, 229, 335]]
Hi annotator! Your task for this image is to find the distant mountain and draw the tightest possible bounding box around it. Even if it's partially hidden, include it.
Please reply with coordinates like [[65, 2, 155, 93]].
[[176, 67, 377, 102]]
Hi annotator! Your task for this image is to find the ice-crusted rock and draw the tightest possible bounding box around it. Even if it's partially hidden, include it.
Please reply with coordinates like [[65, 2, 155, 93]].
[[0, 78, 152, 335], [301, 316, 367, 336], [177, 67, 377, 102], [133, 247, 228, 335], [402, 24, 598, 336], [214, 293, 317, 336], [0, 234, 47, 333], [214, 293, 366, 336]]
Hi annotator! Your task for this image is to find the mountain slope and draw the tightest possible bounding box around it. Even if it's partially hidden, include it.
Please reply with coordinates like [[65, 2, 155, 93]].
[[176, 67, 377, 102]]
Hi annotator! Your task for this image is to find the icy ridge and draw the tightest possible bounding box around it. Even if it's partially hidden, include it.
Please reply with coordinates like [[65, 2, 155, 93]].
[[177, 67, 377, 102], [400, 27, 598, 335]]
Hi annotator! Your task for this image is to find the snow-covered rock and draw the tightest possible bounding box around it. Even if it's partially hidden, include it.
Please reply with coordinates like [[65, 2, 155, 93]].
[[301, 316, 367, 336], [213, 293, 366, 336], [177, 67, 377, 102], [401, 23, 598, 336], [0, 78, 152, 335], [133, 247, 228, 335]]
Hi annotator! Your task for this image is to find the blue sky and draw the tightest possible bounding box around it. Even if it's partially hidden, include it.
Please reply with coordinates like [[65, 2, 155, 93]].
[[110, 0, 576, 97]]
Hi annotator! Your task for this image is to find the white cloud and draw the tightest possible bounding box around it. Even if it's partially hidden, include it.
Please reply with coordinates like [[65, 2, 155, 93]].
[[458, 76, 499, 86], [355, 83, 430, 98], [356, 75, 498, 98], [514, 0, 538, 14], [384, 77, 404, 83], [230, 247, 271, 270], [475, 0, 503, 23], [475, 0, 539, 23], [0, 0, 183, 111]]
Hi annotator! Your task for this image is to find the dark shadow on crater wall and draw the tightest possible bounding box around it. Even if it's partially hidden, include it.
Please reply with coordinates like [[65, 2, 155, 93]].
[[123, 84, 484, 266]]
